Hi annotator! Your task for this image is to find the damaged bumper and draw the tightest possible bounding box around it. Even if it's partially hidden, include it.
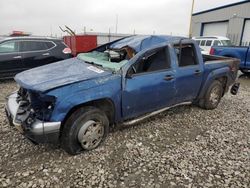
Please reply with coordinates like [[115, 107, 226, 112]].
[[5, 92, 61, 144]]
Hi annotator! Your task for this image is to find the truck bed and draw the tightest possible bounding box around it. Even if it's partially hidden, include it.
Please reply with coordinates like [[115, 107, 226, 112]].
[[202, 54, 239, 67]]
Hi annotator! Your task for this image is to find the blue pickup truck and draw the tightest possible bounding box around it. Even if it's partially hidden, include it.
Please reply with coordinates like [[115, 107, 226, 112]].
[[5, 35, 240, 155], [210, 45, 250, 74]]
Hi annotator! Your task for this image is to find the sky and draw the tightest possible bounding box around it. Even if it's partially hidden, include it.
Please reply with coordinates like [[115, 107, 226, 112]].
[[0, 0, 244, 37]]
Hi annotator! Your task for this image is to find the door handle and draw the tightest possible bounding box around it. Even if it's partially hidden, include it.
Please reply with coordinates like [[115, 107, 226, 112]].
[[42, 53, 50, 56], [164, 75, 174, 81], [194, 70, 201, 75], [13, 56, 22, 59]]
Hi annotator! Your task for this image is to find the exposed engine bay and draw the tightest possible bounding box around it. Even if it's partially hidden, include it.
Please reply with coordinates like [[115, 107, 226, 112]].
[[14, 87, 55, 130]]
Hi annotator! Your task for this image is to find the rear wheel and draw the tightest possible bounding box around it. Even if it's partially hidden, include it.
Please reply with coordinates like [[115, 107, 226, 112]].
[[202, 80, 223, 110], [61, 106, 109, 155]]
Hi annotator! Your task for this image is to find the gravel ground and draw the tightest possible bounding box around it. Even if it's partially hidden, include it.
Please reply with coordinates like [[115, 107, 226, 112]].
[[0, 75, 249, 188]]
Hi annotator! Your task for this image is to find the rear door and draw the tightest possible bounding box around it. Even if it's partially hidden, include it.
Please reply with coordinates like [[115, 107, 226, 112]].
[[0, 40, 24, 78], [173, 43, 203, 103], [19, 40, 55, 69], [122, 46, 176, 119]]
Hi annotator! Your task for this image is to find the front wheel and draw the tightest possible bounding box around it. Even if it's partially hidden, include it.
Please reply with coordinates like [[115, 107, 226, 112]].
[[203, 80, 223, 110], [61, 106, 109, 155]]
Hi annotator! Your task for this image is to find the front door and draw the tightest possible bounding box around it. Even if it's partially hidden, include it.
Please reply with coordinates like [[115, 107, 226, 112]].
[[0, 40, 24, 79], [122, 47, 176, 119]]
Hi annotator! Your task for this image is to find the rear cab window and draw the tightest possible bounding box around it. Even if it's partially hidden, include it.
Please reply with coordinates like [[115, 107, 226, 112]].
[[173, 43, 198, 67]]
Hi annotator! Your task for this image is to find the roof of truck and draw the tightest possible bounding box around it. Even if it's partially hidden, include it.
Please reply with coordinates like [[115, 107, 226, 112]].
[[110, 35, 185, 53], [192, 36, 230, 40]]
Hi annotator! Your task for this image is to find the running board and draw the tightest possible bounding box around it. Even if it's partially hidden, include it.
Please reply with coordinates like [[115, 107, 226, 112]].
[[123, 102, 192, 126]]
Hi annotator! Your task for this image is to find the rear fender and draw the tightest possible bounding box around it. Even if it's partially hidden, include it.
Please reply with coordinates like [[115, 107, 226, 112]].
[[198, 67, 229, 99]]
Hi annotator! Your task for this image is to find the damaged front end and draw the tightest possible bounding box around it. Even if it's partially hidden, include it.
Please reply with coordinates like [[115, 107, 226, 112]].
[[5, 87, 61, 144]]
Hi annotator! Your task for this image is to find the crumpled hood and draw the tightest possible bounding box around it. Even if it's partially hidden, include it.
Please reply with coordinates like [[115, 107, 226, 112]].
[[15, 58, 111, 92]]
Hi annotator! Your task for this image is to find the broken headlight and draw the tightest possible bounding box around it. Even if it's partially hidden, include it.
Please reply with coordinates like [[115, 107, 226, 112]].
[[28, 92, 56, 122], [32, 94, 56, 121]]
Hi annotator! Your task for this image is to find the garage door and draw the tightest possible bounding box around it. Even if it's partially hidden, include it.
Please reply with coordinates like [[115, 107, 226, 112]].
[[202, 22, 228, 36], [241, 20, 250, 46]]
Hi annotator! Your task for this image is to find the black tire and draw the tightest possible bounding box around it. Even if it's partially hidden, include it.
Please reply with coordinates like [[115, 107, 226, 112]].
[[61, 106, 109, 155], [202, 80, 223, 110]]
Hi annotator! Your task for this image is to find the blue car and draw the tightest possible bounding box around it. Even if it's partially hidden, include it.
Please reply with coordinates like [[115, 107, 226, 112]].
[[5, 35, 240, 154]]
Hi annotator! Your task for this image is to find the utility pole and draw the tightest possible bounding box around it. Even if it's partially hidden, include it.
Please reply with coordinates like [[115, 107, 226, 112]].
[[50, 25, 52, 37], [189, 0, 195, 38], [84, 26, 86, 34], [115, 14, 118, 34]]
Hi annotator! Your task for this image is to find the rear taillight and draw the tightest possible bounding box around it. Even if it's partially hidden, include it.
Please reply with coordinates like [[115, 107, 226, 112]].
[[63, 47, 72, 54], [209, 47, 215, 55]]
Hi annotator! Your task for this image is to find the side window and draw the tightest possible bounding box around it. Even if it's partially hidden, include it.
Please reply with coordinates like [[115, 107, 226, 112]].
[[19, 41, 47, 52], [130, 47, 170, 74], [218, 41, 223, 46], [206, 40, 212, 46], [45, 41, 55, 49], [174, 44, 198, 67], [213, 40, 219, 46], [200, 40, 206, 46], [0, 41, 18, 53], [195, 40, 201, 45]]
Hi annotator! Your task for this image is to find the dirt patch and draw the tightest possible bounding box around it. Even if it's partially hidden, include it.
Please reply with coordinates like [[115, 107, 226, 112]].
[[0, 76, 249, 187]]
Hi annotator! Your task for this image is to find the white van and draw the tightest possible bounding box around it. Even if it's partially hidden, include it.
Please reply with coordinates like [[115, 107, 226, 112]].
[[193, 36, 232, 54]]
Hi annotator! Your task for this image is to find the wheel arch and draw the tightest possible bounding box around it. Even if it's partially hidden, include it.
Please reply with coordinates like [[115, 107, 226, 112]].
[[215, 76, 227, 96], [198, 70, 229, 100], [60, 98, 115, 133]]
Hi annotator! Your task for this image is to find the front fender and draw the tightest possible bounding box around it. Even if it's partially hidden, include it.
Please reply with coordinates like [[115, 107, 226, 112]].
[[198, 67, 230, 99], [48, 77, 122, 122]]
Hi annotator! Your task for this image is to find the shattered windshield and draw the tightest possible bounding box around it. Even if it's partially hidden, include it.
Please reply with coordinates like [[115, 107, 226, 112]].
[[77, 50, 130, 72]]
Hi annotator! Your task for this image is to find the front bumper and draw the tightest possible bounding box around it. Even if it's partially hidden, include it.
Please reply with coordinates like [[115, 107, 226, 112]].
[[5, 92, 61, 144]]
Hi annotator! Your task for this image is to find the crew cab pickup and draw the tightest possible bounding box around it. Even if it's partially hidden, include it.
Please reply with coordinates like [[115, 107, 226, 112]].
[[210, 45, 250, 74], [5, 35, 240, 155]]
